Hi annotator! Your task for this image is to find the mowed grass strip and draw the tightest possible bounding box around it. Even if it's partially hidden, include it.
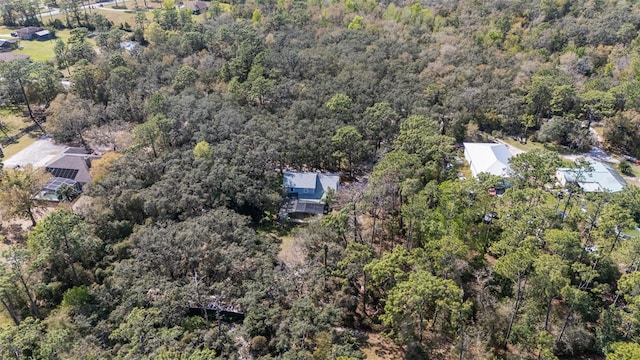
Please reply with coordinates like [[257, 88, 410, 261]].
[[0, 108, 31, 136], [1, 133, 39, 159]]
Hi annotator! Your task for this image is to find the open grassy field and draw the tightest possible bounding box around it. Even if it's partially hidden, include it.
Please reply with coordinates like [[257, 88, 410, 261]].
[[0, 27, 95, 62], [45, 8, 143, 29]]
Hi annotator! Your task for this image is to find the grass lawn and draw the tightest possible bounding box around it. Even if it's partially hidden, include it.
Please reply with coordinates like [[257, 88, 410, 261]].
[[14, 37, 62, 62], [592, 125, 605, 140], [1, 133, 38, 159], [0, 29, 95, 63], [0, 313, 13, 328], [624, 227, 640, 239], [613, 159, 640, 187], [500, 137, 545, 153], [501, 137, 579, 155], [0, 108, 31, 136]]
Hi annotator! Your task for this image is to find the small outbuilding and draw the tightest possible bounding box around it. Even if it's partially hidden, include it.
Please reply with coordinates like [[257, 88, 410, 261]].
[[16, 26, 43, 40], [33, 30, 52, 41]]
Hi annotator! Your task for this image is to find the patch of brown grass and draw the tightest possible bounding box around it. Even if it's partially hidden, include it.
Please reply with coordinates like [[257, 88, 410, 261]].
[[361, 332, 404, 360]]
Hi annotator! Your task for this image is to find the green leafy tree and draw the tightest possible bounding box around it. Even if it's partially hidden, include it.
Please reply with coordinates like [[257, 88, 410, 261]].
[[109, 307, 166, 356], [607, 342, 640, 360], [525, 70, 573, 121], [362, 101, 399, 154], [335, 242, 374, 319], [394, 115, 456, 182], [0, 166, 50, 226], [2, 246, 41, 319], [532, 254, 570, 331], [193, 140, 213, 160], [67, 27, 95, 66], [0, 317, 45, 359], [70, 59, 97, 101], [332, 125, 364, 178], [326, 93, 354, 122], [381, 270, 465, 344], [53, 39, 70, 75], [365, 246, 415, 295], [348, 15, 364, 30], [494, 247, 536, 347], [508, 149, 562, 190], [47, 93, 95, 146], [603, 110, 640, 158], [173, 65, 198, 92], [28, 209, 102, 287], [246, 63, 274, 105]]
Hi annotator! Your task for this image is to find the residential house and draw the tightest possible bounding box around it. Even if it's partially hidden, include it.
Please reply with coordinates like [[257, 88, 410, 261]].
[[185, 1, 210, 14], [463, 142, 512, 178], [120, 41, 139, 51], [0, 39, 18, 52], [37, 147, 101, 201], [280, 172, 340, 219], [16, 27, 43, 40], [556, 160, 627, 193]]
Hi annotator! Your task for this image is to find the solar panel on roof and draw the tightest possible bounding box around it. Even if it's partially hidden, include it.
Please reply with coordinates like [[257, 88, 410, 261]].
[[46, 167, 79, 180]]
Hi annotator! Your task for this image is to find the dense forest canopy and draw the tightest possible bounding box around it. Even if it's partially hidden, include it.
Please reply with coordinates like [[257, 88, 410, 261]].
[[1, 0, 640, 358]]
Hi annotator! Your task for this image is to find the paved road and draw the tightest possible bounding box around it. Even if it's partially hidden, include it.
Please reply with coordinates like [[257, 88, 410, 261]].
[[37, 0, 133, 19]]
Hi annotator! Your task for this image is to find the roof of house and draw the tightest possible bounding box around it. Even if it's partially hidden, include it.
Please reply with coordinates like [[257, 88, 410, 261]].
[[317, 174, 340, 196], [185, 1, 209, 10], [284, 172, 318, 189], [557, 161, 627, 192], [0, 53, 30, 62], [0, 39, 17, 45], [120, 41, 138, 51], [44, 148, 100, 183], [463, 142, 512, 177], [17, 26, 42, 34], [35, 30, 50, 37]]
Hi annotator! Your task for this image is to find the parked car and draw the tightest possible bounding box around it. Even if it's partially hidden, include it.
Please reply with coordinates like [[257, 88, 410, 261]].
[[10, 32, 17, 37]]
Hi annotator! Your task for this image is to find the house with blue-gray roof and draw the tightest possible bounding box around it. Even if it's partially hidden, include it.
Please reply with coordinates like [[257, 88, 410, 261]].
[[556, 160, 627, 193], [280, 172, 340, 219]]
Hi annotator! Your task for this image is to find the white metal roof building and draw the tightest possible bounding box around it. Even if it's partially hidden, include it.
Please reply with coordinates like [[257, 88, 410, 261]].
[[556, 160, 627, 193], [463, 142, 513, 178]]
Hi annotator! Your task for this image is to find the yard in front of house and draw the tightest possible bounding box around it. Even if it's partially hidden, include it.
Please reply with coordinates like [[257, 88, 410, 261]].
[[0, 28, 95, 62]]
